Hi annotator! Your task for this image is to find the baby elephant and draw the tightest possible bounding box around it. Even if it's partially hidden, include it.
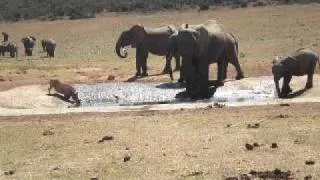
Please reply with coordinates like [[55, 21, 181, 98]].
[[48, 79, 81, 107], [272, 48, 319, 98]]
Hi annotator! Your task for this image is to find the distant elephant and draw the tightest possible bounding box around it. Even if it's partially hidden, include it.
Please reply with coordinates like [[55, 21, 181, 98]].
[[272, 48, 319, 98], [21, 36, 36, 56], [41, 39, 56, 57], [115, 24, 181, 77], [168, 20, 244, 98], [2, 32, 8, 42], [0, 41, 18, 58]]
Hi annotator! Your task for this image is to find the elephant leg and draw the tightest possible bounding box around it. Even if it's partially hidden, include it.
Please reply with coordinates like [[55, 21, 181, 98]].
[[306, 73, 314, 89], [306, 65, 315, 89], [281, 75, 292, 97], [198, 58, 210, 98], [274, 76, 281, 98], [178, 58, 185, 83], [217, 61, 228, 86], [230, 51, 244, 80], [174, 54, 181, 71], [140, 52, 149, 77], [161, 54, 172, 74], [135, 47, 142, 76]]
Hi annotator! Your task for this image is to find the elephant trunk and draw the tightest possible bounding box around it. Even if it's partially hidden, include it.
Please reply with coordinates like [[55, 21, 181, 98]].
[[115, 33, 128, 58]]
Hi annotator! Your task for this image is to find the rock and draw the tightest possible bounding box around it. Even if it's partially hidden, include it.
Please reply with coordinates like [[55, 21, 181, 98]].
[[125, 147, 130, 150], [277, 114, 289, 118], [226, 124, 232, 128], [305, 160, 315, 165], [247, 123, 260, 129], [4, 170, 15, 175], [271, 143, 278, 148], [107, 75, 115, 81], [0, 77, 5, 81], [98, 135, 114, 143], [225, 177, 238, 180], [280, 103, 290, 106], [214, 102, 225, 108], [90, 177, 98, 180], [304, 175, 312, 180], [43, 130, 54, 136], [253, 142, 259, 147], [245, 143, 254, 151], [124, 155, 131, 162]]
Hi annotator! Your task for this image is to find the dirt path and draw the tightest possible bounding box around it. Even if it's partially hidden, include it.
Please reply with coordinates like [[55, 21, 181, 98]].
[[1, 75, 320, 116]]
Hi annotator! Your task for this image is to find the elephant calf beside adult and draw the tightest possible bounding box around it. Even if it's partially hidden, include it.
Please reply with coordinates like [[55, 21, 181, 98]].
[[115, 24, 181, 77], [41, 39, 56, 57], [272, 48, 319, 98], [21, 36, 36, 56], [167, 20, 244, 98]]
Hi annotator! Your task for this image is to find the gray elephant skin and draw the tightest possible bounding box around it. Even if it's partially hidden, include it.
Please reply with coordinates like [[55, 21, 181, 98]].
[[0, 42, 18, 58], [41, 39, 56, 57], [272, 48, 319, 98], [167, 20, 244, 98], [115, 24, 181, 77], [21, 36, 36, 56]]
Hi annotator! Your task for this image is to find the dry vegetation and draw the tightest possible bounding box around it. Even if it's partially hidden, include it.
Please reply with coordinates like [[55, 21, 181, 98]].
[[1, 103, 320, 179], [0, 4, 320, 90]]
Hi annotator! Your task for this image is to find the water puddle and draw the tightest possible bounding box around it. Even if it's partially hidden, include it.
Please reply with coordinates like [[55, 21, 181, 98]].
[[75, 78, 275, 107]]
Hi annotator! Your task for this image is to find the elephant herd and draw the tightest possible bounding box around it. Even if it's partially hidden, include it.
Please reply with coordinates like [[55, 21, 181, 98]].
[[0, 32, 56, 58], [115, 20, 320, 99]]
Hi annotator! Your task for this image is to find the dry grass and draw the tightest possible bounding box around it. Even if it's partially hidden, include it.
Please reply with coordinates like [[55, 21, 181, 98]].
[[1, 4, 320, 90], [0, 103, 320, 179]]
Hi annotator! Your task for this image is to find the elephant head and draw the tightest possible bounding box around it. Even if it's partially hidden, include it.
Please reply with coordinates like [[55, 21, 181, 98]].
[[272, 56, 292, 97], [21, 36, 36, 56], [115, 25, 146, 58]]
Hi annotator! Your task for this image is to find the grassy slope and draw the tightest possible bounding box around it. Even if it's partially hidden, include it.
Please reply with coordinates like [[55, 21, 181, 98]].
[[0, 4, 320, 90], [0, 103, 320, 179]]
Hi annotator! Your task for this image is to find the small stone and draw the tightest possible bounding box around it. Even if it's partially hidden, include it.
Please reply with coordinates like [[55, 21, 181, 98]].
[[253, 142, 259, 147], [180, 108, 184, 111], [278, 114, 289, 118], [226, 124, 231, 128], [4, 170, 15, 175], [225, 177, 238, 180], [124, 155, 131, 162], [98, 135, 114, 143], [245, 143, 254, 151], [305, 160, 315, 165], [0, 78, 5, 81], [280, 103, 290, 106], [304, 175, 312, 180], [90, 177, 98, 180], [271, 143, 278, 148], [43, 130, 54, 136], [107, 75, 115, 81], [125, 147, 130, 150]]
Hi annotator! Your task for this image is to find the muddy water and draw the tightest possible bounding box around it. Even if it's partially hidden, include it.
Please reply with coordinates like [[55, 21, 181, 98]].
[[76, 77, 275, 107]]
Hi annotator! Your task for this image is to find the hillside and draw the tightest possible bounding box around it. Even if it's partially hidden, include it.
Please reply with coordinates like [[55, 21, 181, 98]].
[[0, 0, 311, 21]]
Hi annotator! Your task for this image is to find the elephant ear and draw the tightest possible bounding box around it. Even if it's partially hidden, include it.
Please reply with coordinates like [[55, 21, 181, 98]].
[[130, 24, 146, 46], [196, 26, 210, 56]]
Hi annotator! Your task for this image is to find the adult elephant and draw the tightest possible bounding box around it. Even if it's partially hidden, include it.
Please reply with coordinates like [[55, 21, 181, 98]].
[[21, 36, 36, 56], [41, 39, 56, 57], [115, 24, 181, 77], [168, 20, 244, 98], [0, 42, 18, 58]]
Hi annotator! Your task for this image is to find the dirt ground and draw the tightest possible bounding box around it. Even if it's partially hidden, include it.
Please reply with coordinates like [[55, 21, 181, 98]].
[[1, 103, 320, 179]]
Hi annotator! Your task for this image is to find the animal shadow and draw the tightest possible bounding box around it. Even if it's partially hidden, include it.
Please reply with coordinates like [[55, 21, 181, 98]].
[[175, 86, 217, 100], [283, 88, 307, 99], [125, 73, 164, 82], [47, 93, 75, 104], [156, 82, 185, 89]]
